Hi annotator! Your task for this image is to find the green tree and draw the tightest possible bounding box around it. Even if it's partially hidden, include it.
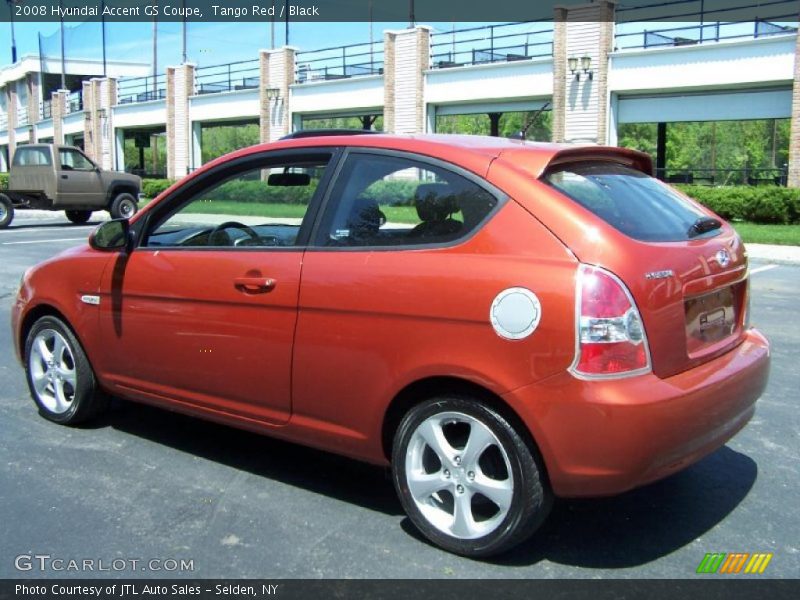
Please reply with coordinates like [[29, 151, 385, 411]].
[[618, 119, 790, 185], [300, 116, 384, 131], [201, 122, 260, 164], [435, 111, 552, 140]]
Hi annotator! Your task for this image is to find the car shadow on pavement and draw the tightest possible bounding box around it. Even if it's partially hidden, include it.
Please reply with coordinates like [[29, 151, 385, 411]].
[[90, 400, 403, 517], [487, 445, 758, 568], [89, 401, 756, 568]]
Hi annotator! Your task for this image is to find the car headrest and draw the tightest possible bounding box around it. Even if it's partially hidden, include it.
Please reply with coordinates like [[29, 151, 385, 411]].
[[347, 196, 385, 235], [414, 184, 458, 222]]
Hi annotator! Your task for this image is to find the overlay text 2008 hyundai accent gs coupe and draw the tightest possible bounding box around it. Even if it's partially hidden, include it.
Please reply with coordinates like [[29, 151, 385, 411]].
[[12, 133, 770, 557]]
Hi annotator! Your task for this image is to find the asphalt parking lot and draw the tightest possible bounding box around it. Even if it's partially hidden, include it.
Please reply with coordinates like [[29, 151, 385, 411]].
[[0, 211, 798, 579]]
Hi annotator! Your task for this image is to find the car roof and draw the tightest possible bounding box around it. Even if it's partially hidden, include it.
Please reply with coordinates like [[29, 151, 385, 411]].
[[180, 134, 653, 192]]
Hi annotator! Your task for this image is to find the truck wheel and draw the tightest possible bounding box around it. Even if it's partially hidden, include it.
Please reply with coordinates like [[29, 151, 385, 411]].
[[65, 210, 92, 225], [0, 194, 14, 229], [109, 193, 138, 220]]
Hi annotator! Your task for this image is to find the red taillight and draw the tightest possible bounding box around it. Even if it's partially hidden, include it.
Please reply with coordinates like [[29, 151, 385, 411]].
[[571, 265, 651, 378]]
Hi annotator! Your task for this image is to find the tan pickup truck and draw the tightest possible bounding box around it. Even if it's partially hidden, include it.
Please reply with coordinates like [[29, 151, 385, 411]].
[[0, 144, 141, 229]]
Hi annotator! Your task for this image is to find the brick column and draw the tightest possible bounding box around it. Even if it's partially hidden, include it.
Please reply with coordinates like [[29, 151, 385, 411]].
[[595, 2, 615, 145], [788, 32, 800, 187], [81, 77, 117, 165], [383, 27, 430, 134], [6, 85, 17, 157], [259, 47, 296, 143], [166, 64, 195, 179], [551, 7, 568, 142], [259, 50, 271, 143], [26, 72, 40, 136], [166, 68, 175, 177], [82, 80, 96, 161], [98, 78, 116, 170], [52, 90, 68, 144], [383, 34, 396, 133], [555, 0, 616, 144]]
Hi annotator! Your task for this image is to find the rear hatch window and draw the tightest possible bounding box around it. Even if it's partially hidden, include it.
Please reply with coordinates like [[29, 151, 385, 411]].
[[539, 159, 747, 378], [544, 162, 718, 242]]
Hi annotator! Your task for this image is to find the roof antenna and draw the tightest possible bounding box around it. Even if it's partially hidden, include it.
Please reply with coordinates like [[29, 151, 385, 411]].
[[510, 102, 551, 140]]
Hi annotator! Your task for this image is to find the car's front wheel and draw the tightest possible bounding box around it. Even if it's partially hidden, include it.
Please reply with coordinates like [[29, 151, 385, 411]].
[[65, 210, 92, 224], [109, 193, 138, 220], [392, 396, 552, 557], [24, 316, 108, 425]]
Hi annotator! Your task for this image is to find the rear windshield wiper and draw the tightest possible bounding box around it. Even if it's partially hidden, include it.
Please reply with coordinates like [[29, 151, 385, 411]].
[[687, 216, 722, 238]]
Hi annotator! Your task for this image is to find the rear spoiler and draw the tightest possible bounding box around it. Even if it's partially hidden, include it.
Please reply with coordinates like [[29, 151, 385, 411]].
[[543, 146, 654, 178], [494, 145, 654, 182]]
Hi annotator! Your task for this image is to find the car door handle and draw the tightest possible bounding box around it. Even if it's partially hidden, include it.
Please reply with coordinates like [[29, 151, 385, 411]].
[[61, 174, 68, 179], [234, 277, 276, 294]]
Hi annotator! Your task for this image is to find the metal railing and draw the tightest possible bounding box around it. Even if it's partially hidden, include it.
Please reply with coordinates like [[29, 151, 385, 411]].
[[40, 99, 52, 121], [430, 21, 553, 69], [657, 167, 789, 186], [117, 74, 168, 105], [194, 59, 260, 95], [615, 0, 798, 50], [67, 90, 83, 113], [296, 40, 384, 83]]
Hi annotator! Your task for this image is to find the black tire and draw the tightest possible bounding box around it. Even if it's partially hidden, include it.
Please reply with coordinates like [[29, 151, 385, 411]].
[[392, 396, 552, 557], [0, 193, 14, 229], [109, 192, 138, 220], [24, 315, 108, 425], [65, 209, 92, 224]]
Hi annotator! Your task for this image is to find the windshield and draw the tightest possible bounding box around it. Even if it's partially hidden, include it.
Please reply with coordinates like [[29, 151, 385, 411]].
[[544, 162, 716, 242]]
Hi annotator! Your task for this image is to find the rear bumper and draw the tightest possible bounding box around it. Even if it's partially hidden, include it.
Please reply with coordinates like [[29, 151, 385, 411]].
[[504, 328, 770, 497]]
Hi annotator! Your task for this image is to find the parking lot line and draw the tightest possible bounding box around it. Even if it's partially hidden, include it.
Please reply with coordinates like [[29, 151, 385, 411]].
[[1, 238, 87, 245], [750, 264, 780, 275]]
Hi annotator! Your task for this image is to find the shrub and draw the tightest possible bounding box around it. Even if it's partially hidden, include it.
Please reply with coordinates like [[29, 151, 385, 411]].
[[363, 179, 419, 206], [675, 185, 800, 225], [199, 179, 316, 204], [141, 178, 175, 199], [0, 172, 7, 190]]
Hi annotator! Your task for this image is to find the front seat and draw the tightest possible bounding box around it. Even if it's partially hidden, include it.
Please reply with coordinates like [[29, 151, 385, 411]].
[[409, 184, 462, 239]]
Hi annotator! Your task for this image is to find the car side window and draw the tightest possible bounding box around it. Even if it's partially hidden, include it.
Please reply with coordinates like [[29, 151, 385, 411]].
[[59, 149, 95, 171], [144, 158, 329, 249], [316, 153, 498, 247]]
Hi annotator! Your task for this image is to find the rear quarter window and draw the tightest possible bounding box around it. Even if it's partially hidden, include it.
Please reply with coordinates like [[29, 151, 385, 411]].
[[544, 161, 713, 242], [12, 147, 52, 167]]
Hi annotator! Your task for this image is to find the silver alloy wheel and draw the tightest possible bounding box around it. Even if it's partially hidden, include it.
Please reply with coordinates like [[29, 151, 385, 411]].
[[405, 411, 514, 540], [28, 329, 77, 414], [0, 203, 6, 221], [119, 199, 135, 218]]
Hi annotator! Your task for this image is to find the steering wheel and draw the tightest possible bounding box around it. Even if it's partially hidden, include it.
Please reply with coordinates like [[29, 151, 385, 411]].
[[208, 221, 261, 246]]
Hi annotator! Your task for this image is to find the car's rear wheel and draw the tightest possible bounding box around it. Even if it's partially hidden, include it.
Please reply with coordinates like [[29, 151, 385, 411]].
[[0, 194, 14, 229], [24, 316, 108, 425], [392, 396, 552, 557], [109, 193, 138, 220], [65, 210, 92, 224]]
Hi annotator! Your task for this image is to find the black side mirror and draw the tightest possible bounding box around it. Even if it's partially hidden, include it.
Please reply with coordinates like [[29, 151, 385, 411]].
[[90, 219, 133, 252]]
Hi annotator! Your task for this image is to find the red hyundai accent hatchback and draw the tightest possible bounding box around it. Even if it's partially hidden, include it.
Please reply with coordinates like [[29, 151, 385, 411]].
[[12, 134, 770, 556]]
